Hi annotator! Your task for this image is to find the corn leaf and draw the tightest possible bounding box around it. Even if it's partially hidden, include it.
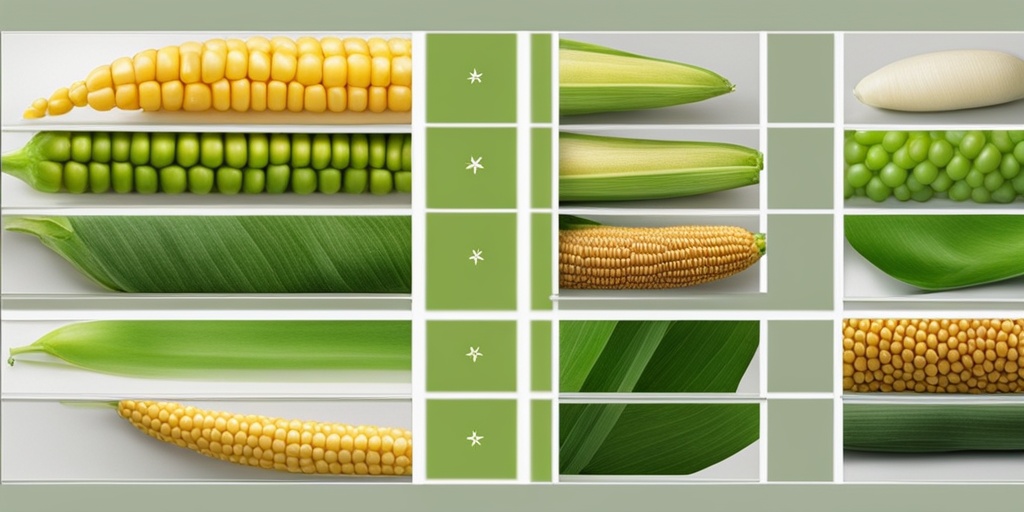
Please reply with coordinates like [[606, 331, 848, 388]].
[[844, 404, 1024, 453], [560, 403, 759, 475], [561, 321, 759, 393], [5, 215, 412, 293], [845, 215, 1024, 291], [8, 320, 411, 377]]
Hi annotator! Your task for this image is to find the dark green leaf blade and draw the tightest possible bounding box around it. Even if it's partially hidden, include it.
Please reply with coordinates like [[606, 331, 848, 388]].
[[634, 321, 759, 393], [558, 403, 628, 474], [561, 403, 759, 475], [577, 321, 670, 392], [844, 404, 1024, 453], [845, 215, 1024, 291]]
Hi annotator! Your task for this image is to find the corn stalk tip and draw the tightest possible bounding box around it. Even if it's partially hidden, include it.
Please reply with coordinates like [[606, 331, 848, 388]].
[[755, 233, 766, 255]]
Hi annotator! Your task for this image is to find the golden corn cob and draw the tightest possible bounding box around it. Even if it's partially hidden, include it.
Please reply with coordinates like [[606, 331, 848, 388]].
[[118, 400, 412, 476], [25, 36, 413, 118], [559, 224, 765, 289], [843, 319, 1024, 393]]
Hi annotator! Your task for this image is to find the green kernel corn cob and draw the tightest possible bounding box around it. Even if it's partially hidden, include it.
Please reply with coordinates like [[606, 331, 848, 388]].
[[2, 131, 413, 195], [844, 130, 1024, 204]]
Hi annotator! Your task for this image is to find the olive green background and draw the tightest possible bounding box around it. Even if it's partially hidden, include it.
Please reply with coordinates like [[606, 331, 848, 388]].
[[768, 129, 835, 209], [531, 321, 552, 392], [768, 35, 835, 123], [531, 213, 552, 310], [531, 34, 552, 123], [4, 0, 1023, 509], [531, 400, 552, 482], [768, 400, 834, 482], [768, 321, 834, 392], [426, 321, 517, 392], [426, 34, 517, 123], [426, 213, 517, 310], [531, 129, 552, 209], [426, 400, 517, 479], [426, 128, 517, 209]]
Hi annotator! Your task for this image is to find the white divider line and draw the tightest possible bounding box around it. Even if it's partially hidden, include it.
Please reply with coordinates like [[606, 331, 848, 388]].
[[410, 30, 429, 486], [516, 30, 533, 485], [833, 31, 846, 484]]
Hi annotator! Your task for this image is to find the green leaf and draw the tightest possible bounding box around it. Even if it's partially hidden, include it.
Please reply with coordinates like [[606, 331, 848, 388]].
[[560, 321, 759, 393], [8, 320, 411, 377], [560, 403, 759, 475], [846, 215, 1024, 291], [560, 321, 618, 393], [844, 404, 1024, 453], [5, 215, 412, 293]]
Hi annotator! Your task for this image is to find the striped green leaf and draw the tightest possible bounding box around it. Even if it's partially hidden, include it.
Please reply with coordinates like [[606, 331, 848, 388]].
[[845, 404, 1024, 452], [560, 321, 759, 393], [5, 215, 412, 293], [560, 403, 759, 475]]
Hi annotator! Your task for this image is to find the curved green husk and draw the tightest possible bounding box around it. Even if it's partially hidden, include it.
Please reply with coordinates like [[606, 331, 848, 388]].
[[559, 39, 734, 116], [846, 215, 1024, 290], [8, 320, 410, 377], [4, 215, 412, 293]]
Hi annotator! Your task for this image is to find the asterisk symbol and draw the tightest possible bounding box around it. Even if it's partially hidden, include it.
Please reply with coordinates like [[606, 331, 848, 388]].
[[467, 68, 483, 84], [466, 431, 484, 446], [469, 249, 484, 265], [466, 346, 483, 362], [466, 156, 484, 175]]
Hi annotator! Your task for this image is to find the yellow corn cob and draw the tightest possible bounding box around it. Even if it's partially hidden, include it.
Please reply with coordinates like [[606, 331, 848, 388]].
[[24, 36, 413, 118], [118, 400, 412, 476], [559, 223, 765, 289], [843, 319, 1024, 393]]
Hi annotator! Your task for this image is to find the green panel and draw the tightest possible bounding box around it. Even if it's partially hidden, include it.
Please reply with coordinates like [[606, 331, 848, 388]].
[[427, 34, 517, 123], [531, 400, 553, 482], [427, 400, 517, 480], [426, 128, 517, 209], [531, 213, 553, 310], [768, 399, 833, 482], [767, 129, 834, 209], [531, 321, 552, 392], [427, 321, 517, 392], [768, 34, 834, 123], [531, 128, 553, 209], [427, 213, 517, 311], [531, 33, 552, 123], [768, 321, 833, 393]]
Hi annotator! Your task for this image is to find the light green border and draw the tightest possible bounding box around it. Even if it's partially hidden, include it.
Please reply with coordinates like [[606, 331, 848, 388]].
[[3, 0, 1023, 509]]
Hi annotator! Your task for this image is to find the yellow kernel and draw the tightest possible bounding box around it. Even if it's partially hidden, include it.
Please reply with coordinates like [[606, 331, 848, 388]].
[[183, 83, 212, 111], [138, 81, 161, 111], [202, 49, 226, 83], [287, 81, 304, 112], [267, 81, 288, 111], [230, 79, 250, 112], [180, 50, 202, 83], [347, 54, 371, 88], [133, 50, 157, 82], [162, 81, 184, 111], [87, 88, 116, 111], [156, 46, 180, 82], [250, 81, 267, 112], [296, 53, 323, 85], [271, 52, 297, 82], [211, 79, 231, 111], [86, 65, 113, 92], [368, 86, 387, 113], [348, 87, 368, 112], [304, 85, 327, 112], [327, 86, 347, 112]]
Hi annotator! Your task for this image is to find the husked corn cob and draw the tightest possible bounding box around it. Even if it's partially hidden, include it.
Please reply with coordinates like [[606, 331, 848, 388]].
[[559, 132, 763, 202], [118, 400, 412, 476], [843, 319, 1024, 393], [24, 36, 413, 118], [559, 39, 734, 116], [559, 222, 765, 289], [2, 131, 412, 194]]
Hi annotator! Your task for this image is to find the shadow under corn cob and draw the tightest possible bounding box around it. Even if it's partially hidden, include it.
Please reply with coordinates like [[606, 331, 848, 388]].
[[559, 217, 765, 290], [559, 39, 734, 116], [2, 131, 411, 195]]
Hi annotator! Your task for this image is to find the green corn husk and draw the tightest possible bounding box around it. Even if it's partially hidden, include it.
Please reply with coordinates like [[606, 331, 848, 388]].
[[559, 39, 735, 116], [559, 132, 762, 202], [845, 214, 1024, 291], [8, 320, 411, 377], [5, 215, 412, 293], [560, 403, 759, 475], [844, 404, 1024, 452], [560, 320, 759, 393]]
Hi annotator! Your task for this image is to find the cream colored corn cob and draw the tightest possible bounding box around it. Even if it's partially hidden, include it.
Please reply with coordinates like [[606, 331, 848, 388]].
[[559, 224, 765, 289], [118, 400, 412, 476], [25, 36, 412, 118], [843, 319, 1024, 393]]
